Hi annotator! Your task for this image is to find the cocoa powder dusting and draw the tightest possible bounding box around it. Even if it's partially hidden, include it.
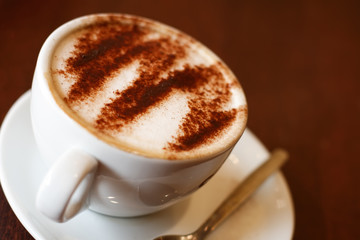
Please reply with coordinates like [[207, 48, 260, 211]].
[[58, 17, 241, 154], [63, 21, 148, 103], [166, 64, 239, 152], [168, 108, 237, 151], [96, 64, 220, 130]]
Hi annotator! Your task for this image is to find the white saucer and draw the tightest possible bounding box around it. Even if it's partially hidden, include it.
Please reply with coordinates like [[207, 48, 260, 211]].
[[0, 91, 294, 240]]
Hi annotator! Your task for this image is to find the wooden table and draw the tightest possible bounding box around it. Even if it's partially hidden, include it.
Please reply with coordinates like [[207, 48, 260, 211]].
[[0, 0, 359, 239]]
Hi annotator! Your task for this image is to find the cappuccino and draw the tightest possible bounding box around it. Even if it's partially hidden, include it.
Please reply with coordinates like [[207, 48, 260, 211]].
[[49, 14, 247, 160]]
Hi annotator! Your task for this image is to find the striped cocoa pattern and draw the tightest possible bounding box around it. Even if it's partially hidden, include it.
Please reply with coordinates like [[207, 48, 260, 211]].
[[57, 17, 241, 153]]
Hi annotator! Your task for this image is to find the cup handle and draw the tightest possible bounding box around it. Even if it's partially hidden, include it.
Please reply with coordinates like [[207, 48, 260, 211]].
[[36, 149, 98, 222]]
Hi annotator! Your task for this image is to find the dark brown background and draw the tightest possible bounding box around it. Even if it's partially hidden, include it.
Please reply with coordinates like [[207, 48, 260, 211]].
[[0, 0, 359, 239]]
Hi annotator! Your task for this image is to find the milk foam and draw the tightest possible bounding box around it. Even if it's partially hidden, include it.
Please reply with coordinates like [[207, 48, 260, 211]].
[[50, 15, 247, 160]]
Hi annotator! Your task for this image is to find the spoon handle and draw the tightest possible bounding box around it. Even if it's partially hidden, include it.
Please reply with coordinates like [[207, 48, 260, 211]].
[[197, 148, 289, 238]]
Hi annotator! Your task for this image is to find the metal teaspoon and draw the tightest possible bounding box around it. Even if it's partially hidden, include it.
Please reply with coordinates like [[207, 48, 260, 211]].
[[152, 148, 289, 240]]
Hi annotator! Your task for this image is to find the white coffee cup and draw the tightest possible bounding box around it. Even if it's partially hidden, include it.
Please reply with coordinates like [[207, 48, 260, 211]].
[[31, 14, 247, 223]]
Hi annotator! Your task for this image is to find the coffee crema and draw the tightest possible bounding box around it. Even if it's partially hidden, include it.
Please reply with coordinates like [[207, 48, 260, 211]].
[[49, 14, 247, 160]]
